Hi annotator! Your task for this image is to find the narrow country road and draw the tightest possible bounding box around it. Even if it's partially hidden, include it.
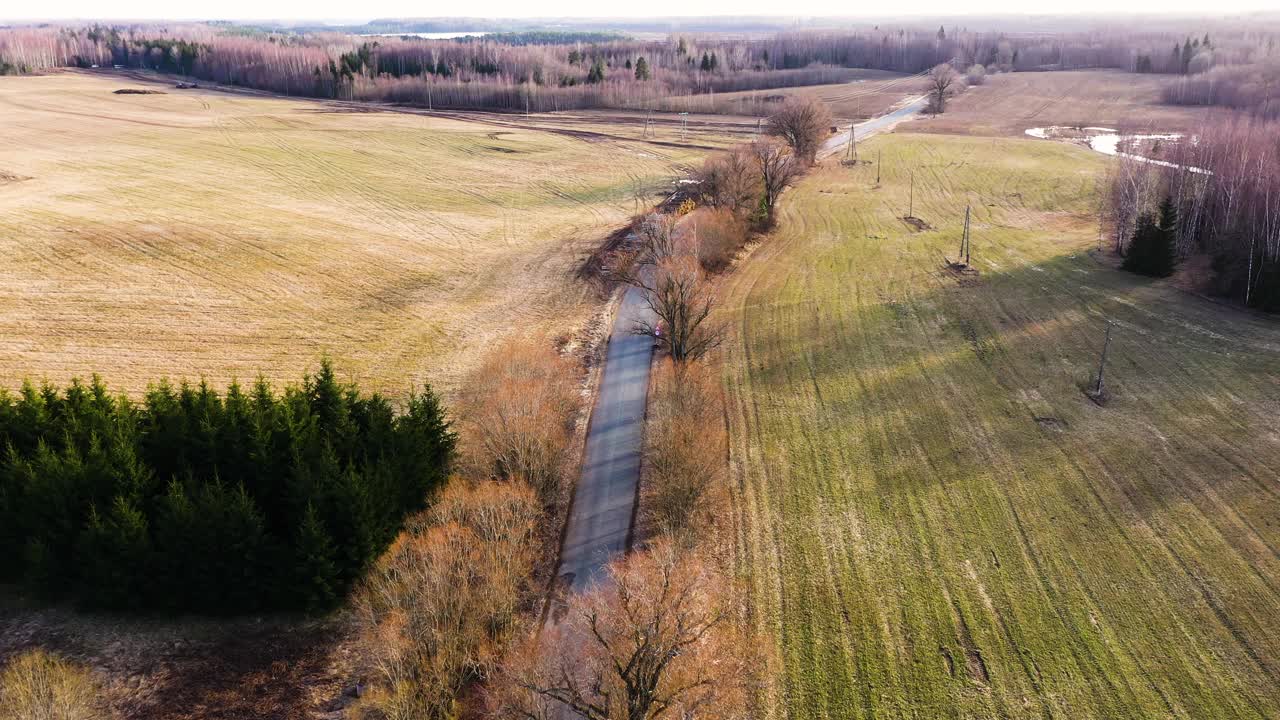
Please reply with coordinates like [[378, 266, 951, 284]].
[[555, 95, 926, 595], [819, 94, 928, 159], [557, 286, 654, 590]]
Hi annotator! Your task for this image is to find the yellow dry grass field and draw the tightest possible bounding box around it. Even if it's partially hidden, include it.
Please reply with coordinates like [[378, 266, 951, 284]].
[[918, 69, 1215, 137], [0, 71, 717, 397], [657, 69, 917, 120], [722, 132, 1280, 718]]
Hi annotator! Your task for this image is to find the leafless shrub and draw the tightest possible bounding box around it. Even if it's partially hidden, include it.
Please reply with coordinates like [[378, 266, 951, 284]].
[[0, 650, 111, 720], [352, 480, 540, 720], [456, 338, 579, 507], [965, 63, 987, 85], [644, 360, 728, 540], [689, 207, 750, 273], [488, 541, 762, 720]]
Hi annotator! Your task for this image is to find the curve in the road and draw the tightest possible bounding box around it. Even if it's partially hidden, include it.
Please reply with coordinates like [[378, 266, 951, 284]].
[[820, 95, 928, 159], [555, 95, 926, 595]]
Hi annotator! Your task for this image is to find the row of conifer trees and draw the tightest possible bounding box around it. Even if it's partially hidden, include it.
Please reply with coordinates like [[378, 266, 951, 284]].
[[0, 361, 454, 614]]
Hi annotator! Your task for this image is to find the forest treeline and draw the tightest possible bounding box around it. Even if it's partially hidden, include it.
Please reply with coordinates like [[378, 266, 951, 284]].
[[0, 361, 454, 614], [1105, 116, 1280, 310], [1, 21, 1275, 111], [1162, 60, 1280, 118]]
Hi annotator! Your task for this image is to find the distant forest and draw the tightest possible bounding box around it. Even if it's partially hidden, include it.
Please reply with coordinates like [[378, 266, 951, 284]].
[[0, 21, 1275, 112], [0, 362, 454, 614]]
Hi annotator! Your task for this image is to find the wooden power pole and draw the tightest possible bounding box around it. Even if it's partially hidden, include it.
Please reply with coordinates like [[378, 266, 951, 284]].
[[908, 171, 915, 218], [876, 149, 881, 185], [1093, 322, 1114, 398], [959, 204, 971, 266]]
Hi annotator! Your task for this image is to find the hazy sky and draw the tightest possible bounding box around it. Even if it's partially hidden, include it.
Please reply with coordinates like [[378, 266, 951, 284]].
[[6, 0, 1277, 21]]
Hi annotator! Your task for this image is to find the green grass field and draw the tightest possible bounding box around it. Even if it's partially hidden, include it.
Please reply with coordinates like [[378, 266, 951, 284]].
[[722, 133, 1280, 718]]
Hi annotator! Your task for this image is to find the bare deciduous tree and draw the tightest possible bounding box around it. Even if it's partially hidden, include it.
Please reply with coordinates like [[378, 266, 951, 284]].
[[610, 213, 724, 363], [695, 146, 763, 217], [489, 541, 761, 720], [636, 254, 724, 363], [751, 139, 801, 221], [766, 95, 834, 164], [925, 63, 958, 114]]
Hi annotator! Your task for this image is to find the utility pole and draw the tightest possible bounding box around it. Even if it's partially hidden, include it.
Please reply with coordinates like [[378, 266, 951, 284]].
[[965, 206, 971, 266], [876, 149, 881, 185], [908, 170, 915, 218], [679, 112, 689, 142], [847, 124, 857, 163], [1093, 322, 1114, 398], [756, 117, 762, 136]]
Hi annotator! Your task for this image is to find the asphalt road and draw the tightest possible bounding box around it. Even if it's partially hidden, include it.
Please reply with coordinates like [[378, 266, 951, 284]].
[[820, 95, 928, 159], [557, 286, 654, 590], [554, 96, 927, 594]]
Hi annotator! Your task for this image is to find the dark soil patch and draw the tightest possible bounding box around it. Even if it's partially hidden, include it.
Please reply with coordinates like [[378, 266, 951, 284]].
[[114, 88, 166, 95], [903, 216, 932, 232], [1034, 416, 1068, 431], [945, 261, 982, 286], [0, 596, 358, 720], [966, 648, 991, 684], [484, 145, 520, 154]]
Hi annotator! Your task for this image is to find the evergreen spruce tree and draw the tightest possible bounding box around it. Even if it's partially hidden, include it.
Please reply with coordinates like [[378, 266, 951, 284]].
[[587, 58, 606, 84], [1122, 207, 1178, 278], [77, 496, 152, 610], [1123, 212, 1158, 274], [294, 503, 338, 612], [1152, 196, 1179, 277], [634, 56, 650, 81], [0, 363, 454, 614], [700, 52, 712, 72]]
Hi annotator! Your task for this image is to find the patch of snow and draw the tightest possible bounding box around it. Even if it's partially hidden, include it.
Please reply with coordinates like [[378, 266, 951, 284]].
[[1025, 126, 1209, 175]]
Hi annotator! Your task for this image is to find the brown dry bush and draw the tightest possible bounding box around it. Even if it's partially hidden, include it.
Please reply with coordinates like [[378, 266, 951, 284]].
[[352, 479, 540, 720], [456, 338, 579, 508], [690, 207, 750, 273], [488, 541, 762, 720], [644, 360, 729, 540], [0, 649, 112, 720]]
